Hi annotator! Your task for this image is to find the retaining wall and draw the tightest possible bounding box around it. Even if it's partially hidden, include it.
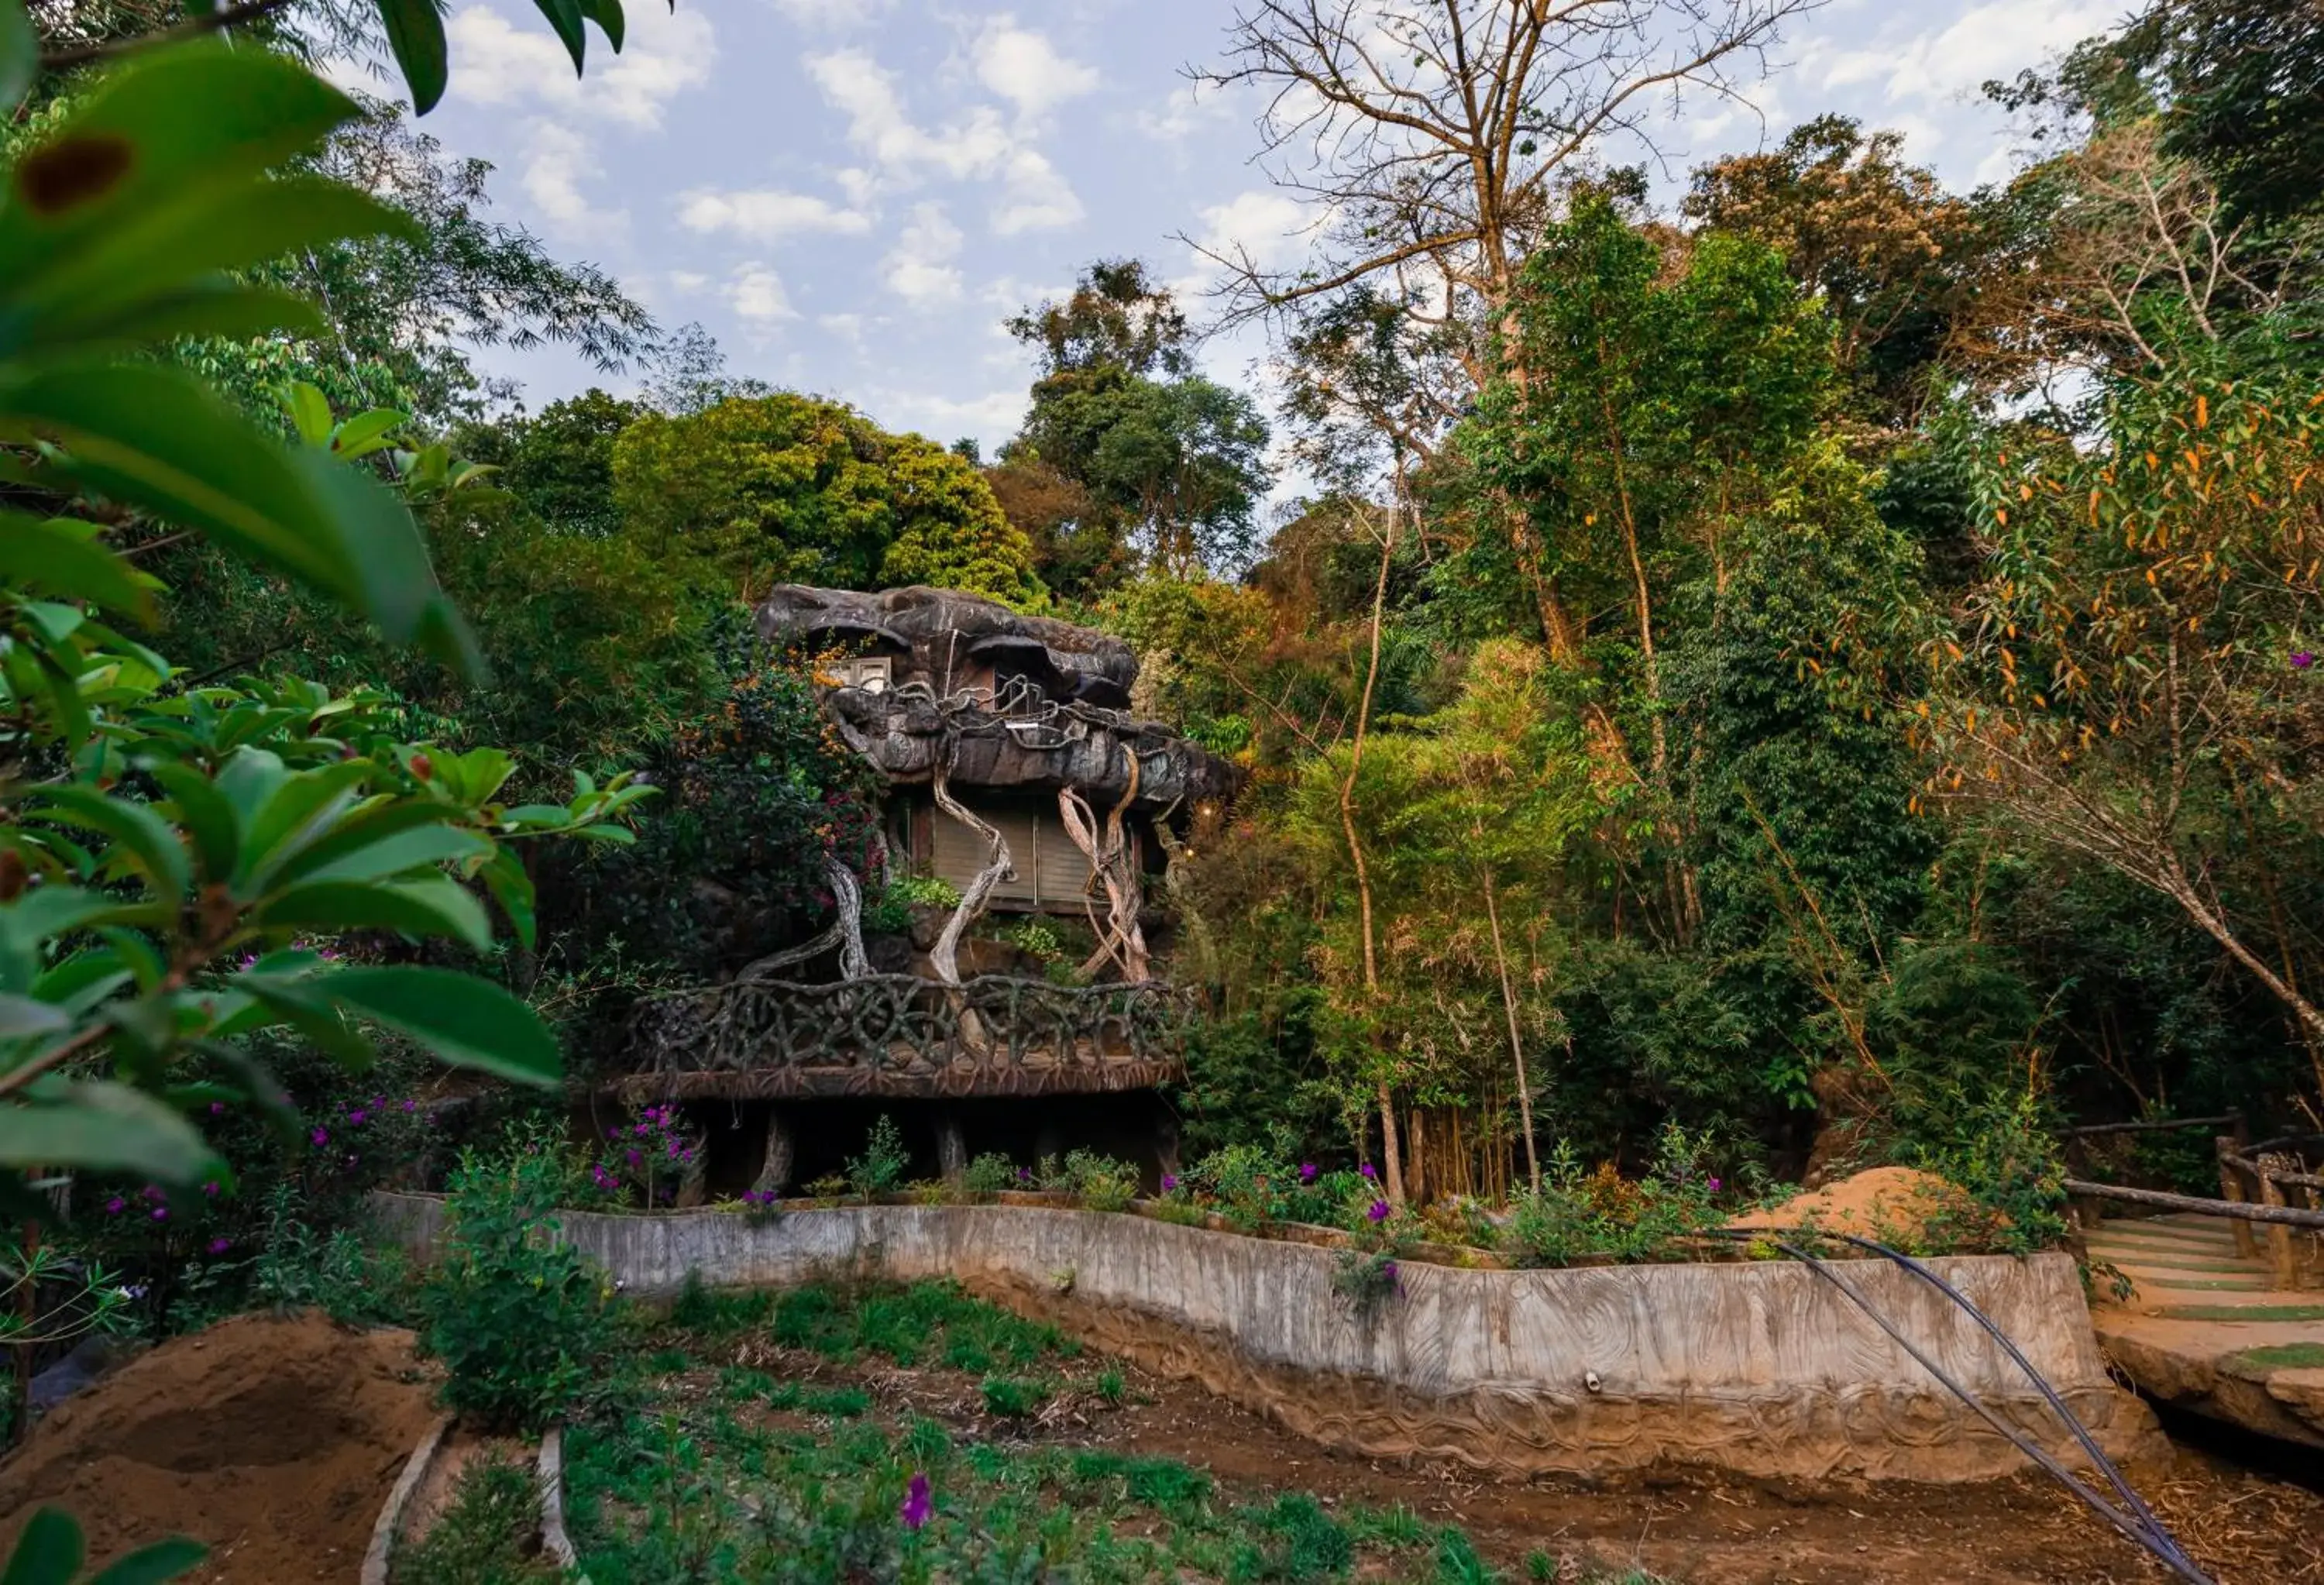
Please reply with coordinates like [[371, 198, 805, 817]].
[[372, 1193, 2159, 1484]]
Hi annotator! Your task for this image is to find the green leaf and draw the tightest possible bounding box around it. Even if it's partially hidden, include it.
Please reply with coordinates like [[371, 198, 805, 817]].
[[0, 1508, 83, 1585], [577, 0, 624, 51], [287, 823, 491, 885], [78, 284, 329, 350], [0, 994, 68, 1039], [0, 1082, 219, 1182], [147, 764, 240, 883], [86, 1535, 205, 1585], [281, 381, 333, 448], [0, 513, 155, 618], [255, 875, 492, 952], [378, 0, 451, 115], [27, 785, 192, 900], [322, 966, 559, 1084], [328, 407, 405, 460], [477, 848, 536, 951], [0, 364, 459, 660], [531, 0, 590, 73]]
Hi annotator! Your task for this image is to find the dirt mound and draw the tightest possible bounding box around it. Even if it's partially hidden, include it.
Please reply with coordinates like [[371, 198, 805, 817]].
[[1729, 1166, 1985, 1245], [0, 1311, 439, 1582]]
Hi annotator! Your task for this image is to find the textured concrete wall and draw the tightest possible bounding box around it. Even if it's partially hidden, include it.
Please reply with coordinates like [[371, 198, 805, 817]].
[[373, 1194, 2156, 1484]]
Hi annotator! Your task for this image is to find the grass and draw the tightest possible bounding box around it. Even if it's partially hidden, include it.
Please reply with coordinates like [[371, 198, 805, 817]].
[[2226, 1341, 2324, 1373], [561, 1276, 1626, 1583], [2154, 1303, 2324, 1322]]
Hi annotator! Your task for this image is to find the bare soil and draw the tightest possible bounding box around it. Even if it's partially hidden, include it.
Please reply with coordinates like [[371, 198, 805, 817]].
[[696, 1332, 2324, 1585], [0, 1312, 439, 1583], [1728, 1167, 1982, 1246]]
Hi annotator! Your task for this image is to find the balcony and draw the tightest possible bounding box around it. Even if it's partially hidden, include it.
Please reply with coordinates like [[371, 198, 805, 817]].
[[623, 974, 1194, 1101]]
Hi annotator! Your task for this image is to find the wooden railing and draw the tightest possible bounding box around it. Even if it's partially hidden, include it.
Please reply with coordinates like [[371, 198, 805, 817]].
[[624, 974, 1195, 1100], [2062, 1112, 2324, 1289]]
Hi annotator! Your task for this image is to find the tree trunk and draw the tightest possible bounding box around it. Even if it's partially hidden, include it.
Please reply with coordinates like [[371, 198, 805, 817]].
[[1480, 867, 1541, 1193], [1342, 507, 1404, 1205]]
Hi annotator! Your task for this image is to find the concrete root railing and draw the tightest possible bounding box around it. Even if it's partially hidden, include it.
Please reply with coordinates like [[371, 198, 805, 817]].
[[372, 1194, 2160, 1486]]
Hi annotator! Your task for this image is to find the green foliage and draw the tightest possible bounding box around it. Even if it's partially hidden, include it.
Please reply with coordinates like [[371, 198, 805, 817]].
[[421, 1135, 620, 1432], [0, 38, 657, 1195], [250, 1186, 418, 1326], [845, 1115, 910, 1201], [1037, 1149, 1140, 1212], [0, 1510, 202, 1585], [611, 392, 1047, 607], [1502, 1127, 1733, 1267], [978, 1374, 1053, 1418], [961, 1152, 1017, 1198], [393, 1455, 558, 1585]]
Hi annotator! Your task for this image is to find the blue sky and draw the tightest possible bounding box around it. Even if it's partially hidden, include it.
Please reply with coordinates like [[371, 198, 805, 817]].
[[383, 0, 2135, 454]]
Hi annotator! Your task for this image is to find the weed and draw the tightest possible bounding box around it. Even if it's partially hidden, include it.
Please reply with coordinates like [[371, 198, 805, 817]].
[[980, 1374, 1053, 1418], [394, 1455, 556, 1585], [846, 1116, 910, 1201], [1093, 1366, 1126, 1405]]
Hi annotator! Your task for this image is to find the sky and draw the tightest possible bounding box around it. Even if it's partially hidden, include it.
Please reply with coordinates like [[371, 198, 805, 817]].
[[381, 0, 2138, 456]]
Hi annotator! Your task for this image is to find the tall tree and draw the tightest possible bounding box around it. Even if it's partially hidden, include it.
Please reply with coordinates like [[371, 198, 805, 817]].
[[1003, 260, 1273, 581]]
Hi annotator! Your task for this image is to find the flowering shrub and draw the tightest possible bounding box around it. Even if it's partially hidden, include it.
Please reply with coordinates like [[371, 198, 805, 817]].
[[961, 1154, 1017, 1198], [421, 1140, 621, 1432], [593, 1104, 704, 1208]]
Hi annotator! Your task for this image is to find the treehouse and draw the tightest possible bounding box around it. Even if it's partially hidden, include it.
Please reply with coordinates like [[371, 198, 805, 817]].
[[620, 585, 1235, 1196]]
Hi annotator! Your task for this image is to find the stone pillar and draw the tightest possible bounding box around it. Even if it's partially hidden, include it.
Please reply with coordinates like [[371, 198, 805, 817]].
[[1155, 1107, 1181, 1182], [936, 1113, 968, 1184], [752, 1108, 795, 1197]]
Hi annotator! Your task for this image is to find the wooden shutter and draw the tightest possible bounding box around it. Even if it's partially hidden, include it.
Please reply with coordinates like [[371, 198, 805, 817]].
[[927, 799, 1094, 912]]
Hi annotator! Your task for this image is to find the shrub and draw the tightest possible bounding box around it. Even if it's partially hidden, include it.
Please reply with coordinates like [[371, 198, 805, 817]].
[[978, 1375, 1052, 1418], [1040, 1150, 1140, 1212], [421, 1144, 620, 1432], [394, 1455, 555, 1585], [961, 1154, 1016, 1198], [251, 1187, 419, 1327], [846, 1116, 911, 1201], [1502, 1126, 1729, 1268]]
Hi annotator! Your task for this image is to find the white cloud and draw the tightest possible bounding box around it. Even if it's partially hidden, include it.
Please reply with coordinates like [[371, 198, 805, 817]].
[[805, 44, 1083, 233], [1812, 2, 2119, 105], [517, 121, 626, 242], [727, 263, 799, 324], [670, 270, 710, 293], [764, 0, 894, 28], [1195, 189, 1312, 274], [973, 19, 1098, 119], [871, 387, 1030, 449], [445, 4, 714, 129], [679, 188, 872, 241], [992, 148, 1083, 234], [883, 204, 964, 307]]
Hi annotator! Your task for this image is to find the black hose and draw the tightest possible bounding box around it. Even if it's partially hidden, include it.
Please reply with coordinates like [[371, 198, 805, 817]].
[[1707, 1228, 2212, 1585]]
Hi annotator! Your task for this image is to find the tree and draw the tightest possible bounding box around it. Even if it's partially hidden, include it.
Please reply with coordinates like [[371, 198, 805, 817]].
[[1004, 261, 1273, 581], [1460, 197, 1836, 874], [1683, 115, 1978, 427], [1930, 372, 2324, 1106], [2131, 0, 2324, 229], [613, 393, 1047, 607], [458, 388, 645, 538]]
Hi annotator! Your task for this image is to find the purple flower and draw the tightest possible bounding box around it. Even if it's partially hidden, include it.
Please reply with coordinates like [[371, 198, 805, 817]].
[[899, 1472, 931, 1531], [348, 1110, 367, 1126], [310, 1127, 328, 1147], [1366, 1200, 1390, 1224], [2295, 651, 2315, 670], [201, 1181, 219, 1198], [1160, 1174, 1178, 1192], [1708, 1177, 1722, 1193], [209, 1102, 226, 1116], [207, 1238, 231, 1255], [1359, 1164, 1376, 1181], [625, 1150, 641, 1167], [104, 1196, 124, 1215], [1380, 1260, 1397, 1281], [403, 1100, 418, 1113], [150, 1206, 167, 1222], [1299, 1163, 1318, 1183]]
